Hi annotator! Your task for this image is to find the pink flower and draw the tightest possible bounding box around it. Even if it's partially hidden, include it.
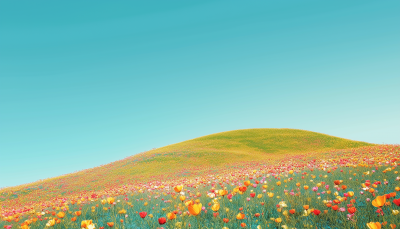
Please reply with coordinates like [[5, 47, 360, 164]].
[[312, 187, 318, 192], [4, 225, 12, 229], [339, 208, 346, 212]]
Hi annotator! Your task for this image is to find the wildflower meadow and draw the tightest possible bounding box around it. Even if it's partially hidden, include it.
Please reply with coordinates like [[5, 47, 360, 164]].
[[1, 130, 399, 229]]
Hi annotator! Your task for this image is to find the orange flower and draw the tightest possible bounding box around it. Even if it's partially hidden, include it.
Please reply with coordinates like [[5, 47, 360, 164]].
[[107, 222, 114, 227], [236, 212, 245, 220], [56, 212, 65, 219], [367, 222, 381, 229], [219, 190, 228, 196], [303, 205, 309, 210], [75, 211, 82, 216], [211, 203, 220, 212], [179, 196, 186, 202], [244, 181, 251, 186], [372, 195, 387, 208], [174, 185, 183, 193], [304, 185, 309, 190], [81, 220, 94, 229], [188, 203, 202, 216], [107, 197, 115, 204], [71, 217, 77, 222], [167, 212, 176, 220], [334, 180, 341, 185], [289, 209, 296, 214]]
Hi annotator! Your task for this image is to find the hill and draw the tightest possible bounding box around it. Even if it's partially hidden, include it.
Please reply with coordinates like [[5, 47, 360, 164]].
[[0, 128, 375, 212]]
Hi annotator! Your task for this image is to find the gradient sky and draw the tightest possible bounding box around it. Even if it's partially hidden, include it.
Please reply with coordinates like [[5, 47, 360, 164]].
[[1, 0, 399, 188]]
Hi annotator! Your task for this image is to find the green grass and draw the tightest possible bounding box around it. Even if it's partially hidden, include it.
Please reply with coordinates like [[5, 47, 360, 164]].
[[0, 128, 375, 211]]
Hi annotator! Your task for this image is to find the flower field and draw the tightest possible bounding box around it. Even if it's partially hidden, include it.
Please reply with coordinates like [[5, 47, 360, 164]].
[[1, 144, 399, 228], [1, 129, 398, 228]]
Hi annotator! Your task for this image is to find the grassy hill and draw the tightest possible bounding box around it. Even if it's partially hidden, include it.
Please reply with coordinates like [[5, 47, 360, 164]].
[[0, 128, 375, 211]]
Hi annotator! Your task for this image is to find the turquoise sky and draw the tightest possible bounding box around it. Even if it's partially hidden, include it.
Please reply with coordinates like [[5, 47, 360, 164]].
[[1, 0, 399, 188]]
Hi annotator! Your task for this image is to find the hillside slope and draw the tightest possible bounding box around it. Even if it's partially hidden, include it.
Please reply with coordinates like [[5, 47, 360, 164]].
[[0, 128, 374, 210]]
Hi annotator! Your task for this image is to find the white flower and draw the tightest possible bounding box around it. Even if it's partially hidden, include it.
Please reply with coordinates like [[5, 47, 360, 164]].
[[279, 201, 287, 207], [207, 193, 215, 198]]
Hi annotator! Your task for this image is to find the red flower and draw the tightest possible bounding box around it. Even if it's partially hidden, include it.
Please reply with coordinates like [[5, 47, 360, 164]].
[[393, 198, 400, 206], [347, 207, 356, 214], [313, 209, 321, 215], [139, 212, 147, 218], [250, 193, 255, 198], [223, 218, 229, 223], [158, 217, 166, 225]]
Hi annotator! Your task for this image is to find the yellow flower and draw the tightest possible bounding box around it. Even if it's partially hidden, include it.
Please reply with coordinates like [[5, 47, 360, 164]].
[[188, 203, 202, 216], [174, 185, 183, 193], [392, 210, 399, 215], [366, 222, 381, 229], [46, 219, 55, 227], [107, 197, 115, 204], [236, 212, 245, 220], [211, 203, 220, 212], [268, 192, 274, 198], [81, 220, 95, 229], [275, 218, 282, 223], [372, 195, 386, 208], [56, 212, 65, 218], [118, 209, 126, 214], [219, 190, 228, 196], [167, 212, 176, 220]]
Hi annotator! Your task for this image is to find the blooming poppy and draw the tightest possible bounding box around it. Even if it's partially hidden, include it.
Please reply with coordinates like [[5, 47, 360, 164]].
[[107, 197, 114, 204], [372, 195, 387, 208], [348, 207, 356, 214], [188, 203, 202, 216], [139, 212, 147, 218], [81, 220, 95, 229], [174, 185, 183, 193], [211, 203, 220, 212], [313, 209, 321, 215], [236, 212, 245, 220], [56, 212, 65, 219], [107, 222, 114, 227], [367, 222, 381, 229], [158, 217, 166, 225]]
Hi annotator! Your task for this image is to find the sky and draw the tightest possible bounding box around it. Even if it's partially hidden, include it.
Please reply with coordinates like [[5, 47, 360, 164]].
[[0, 0, 399, 188]]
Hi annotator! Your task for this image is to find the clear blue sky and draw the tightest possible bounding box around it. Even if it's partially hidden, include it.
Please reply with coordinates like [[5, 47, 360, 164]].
[[1, 0, 399, 188]]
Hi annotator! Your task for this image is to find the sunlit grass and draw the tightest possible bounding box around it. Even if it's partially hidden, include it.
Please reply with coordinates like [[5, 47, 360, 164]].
[[1, 128, 385, 229]]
